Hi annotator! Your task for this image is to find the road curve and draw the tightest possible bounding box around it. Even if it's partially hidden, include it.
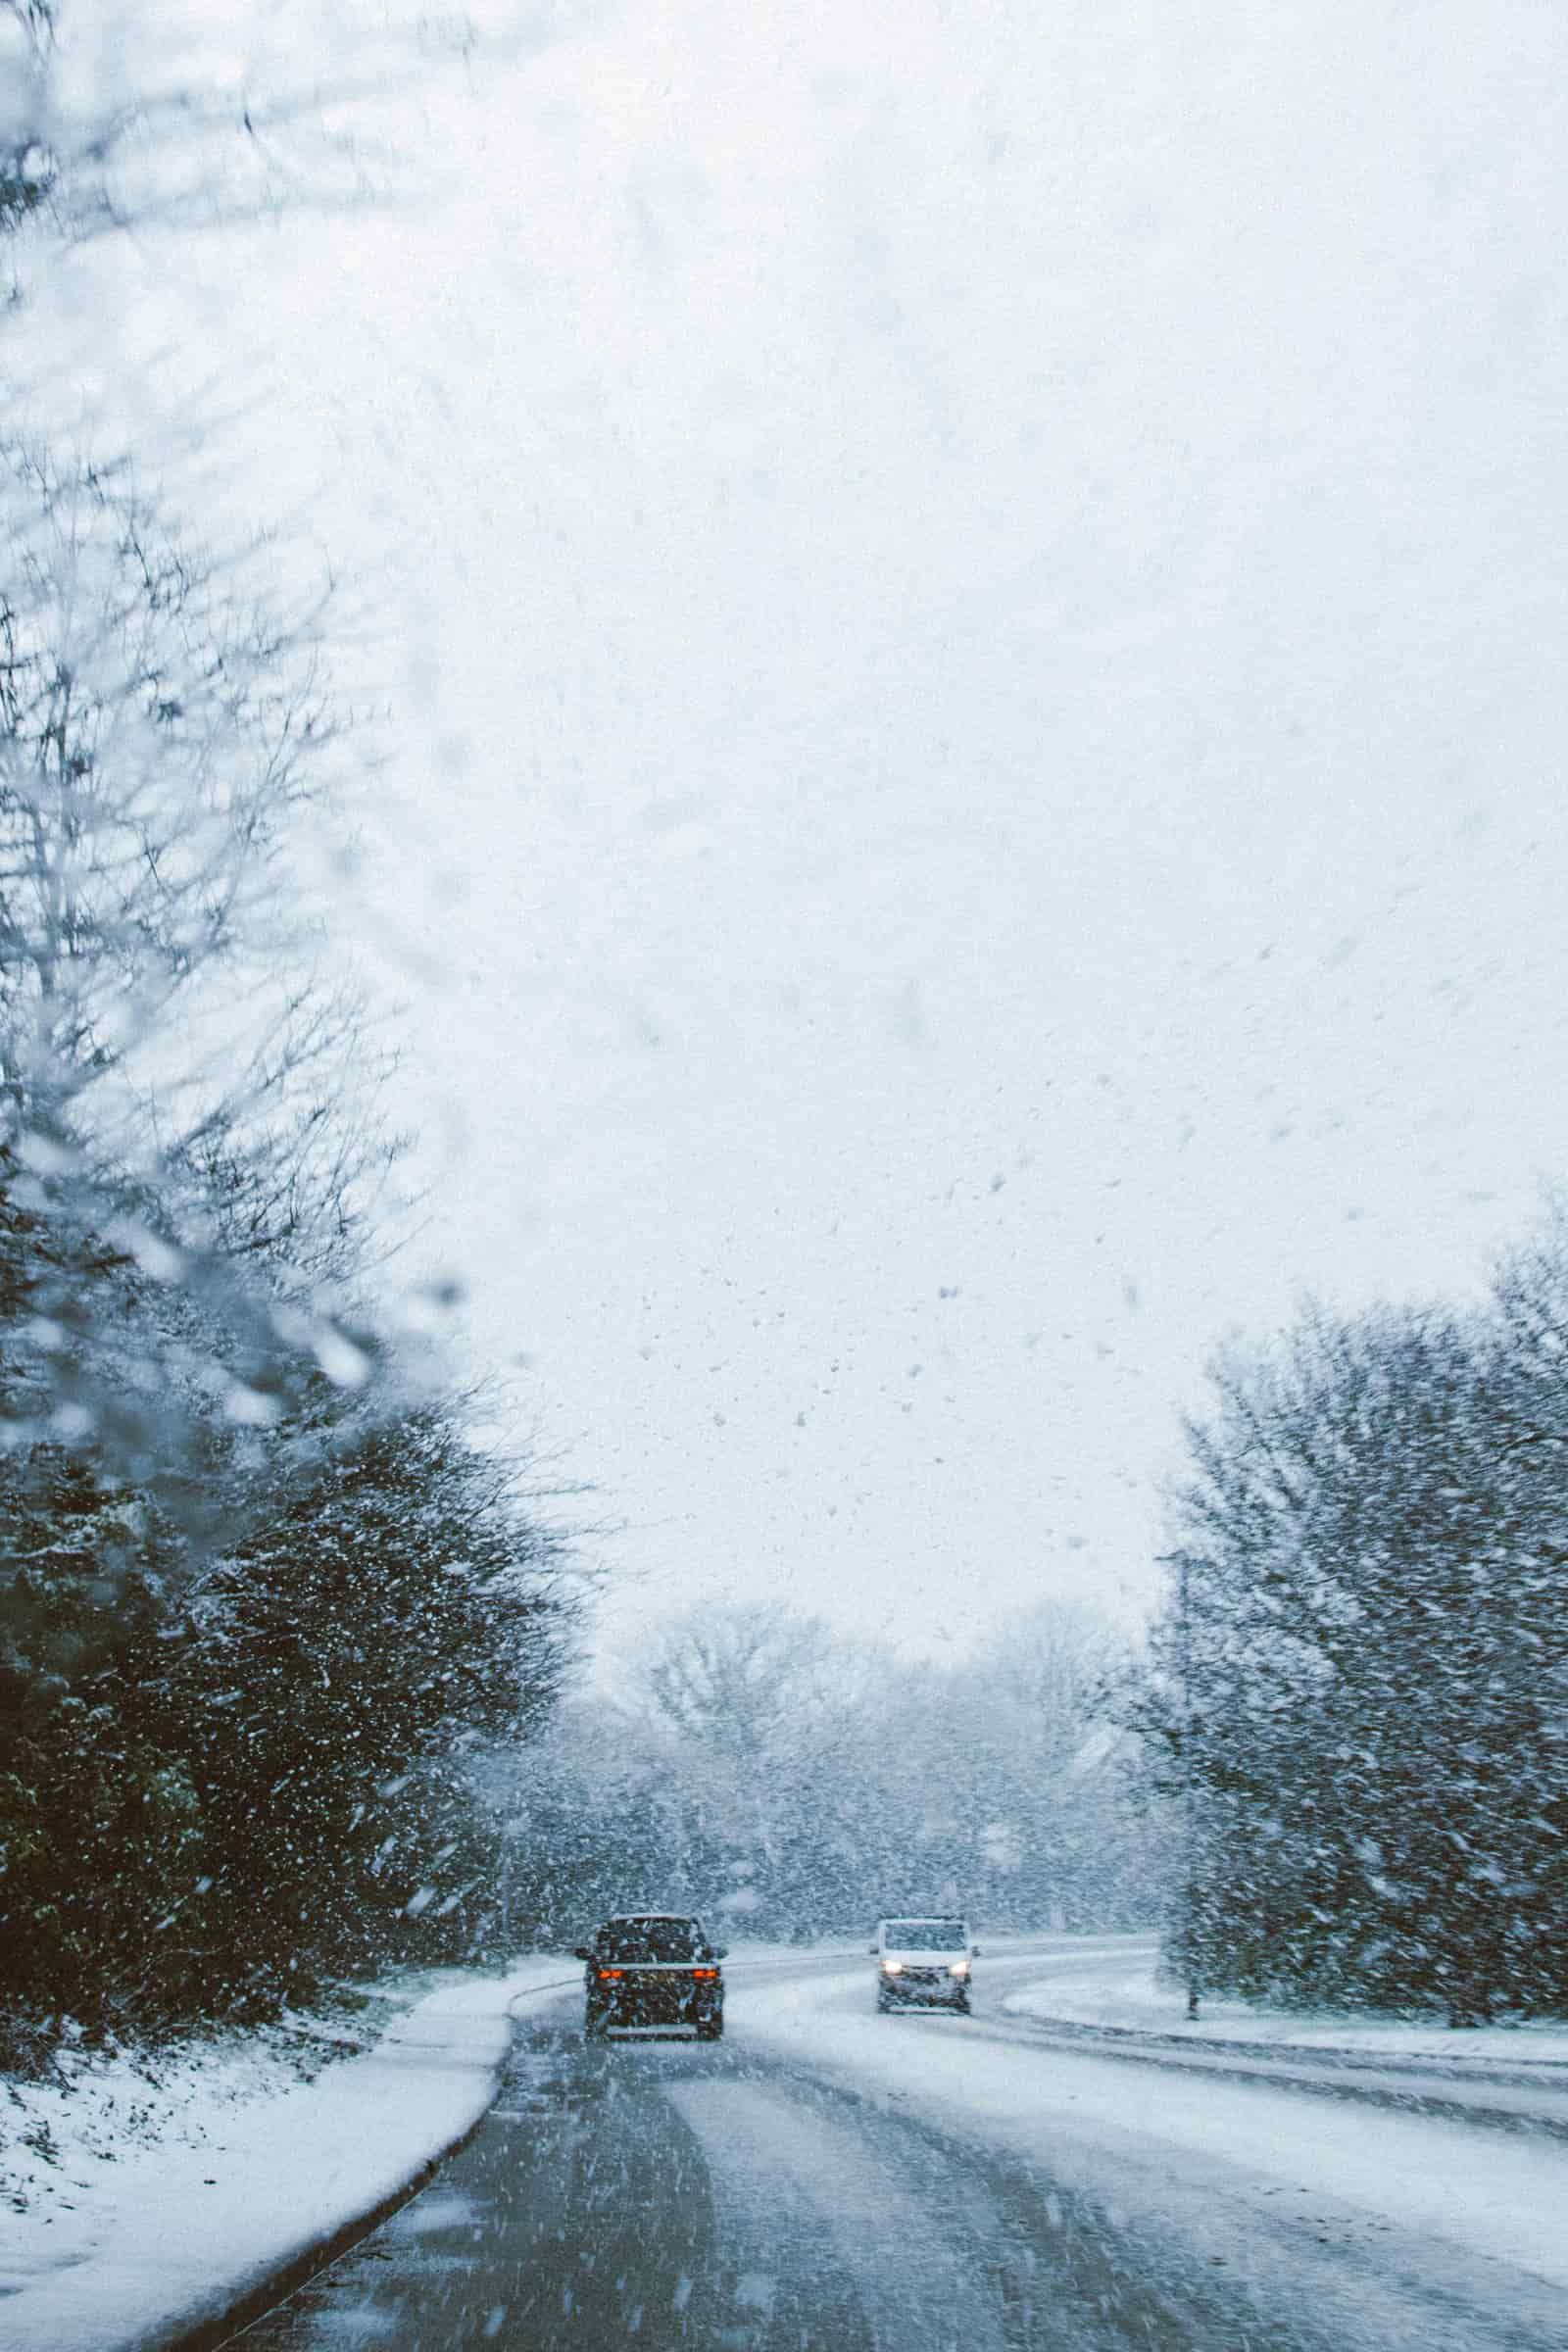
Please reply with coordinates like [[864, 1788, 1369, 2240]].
[[971, 1956, 1568, 2142], [223, 1949, 1568, 2352]]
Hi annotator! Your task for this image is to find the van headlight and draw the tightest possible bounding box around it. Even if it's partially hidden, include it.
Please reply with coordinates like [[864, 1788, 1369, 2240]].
[[949, 1960, 969, 1977], [881, 1959, 903, 1975]]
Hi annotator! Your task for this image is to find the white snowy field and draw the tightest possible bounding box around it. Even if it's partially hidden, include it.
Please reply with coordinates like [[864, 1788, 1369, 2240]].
[[999, 1936, 1568, 2065], [725, 1955, 1568, 2301], [0, 1958, 573, 2352]]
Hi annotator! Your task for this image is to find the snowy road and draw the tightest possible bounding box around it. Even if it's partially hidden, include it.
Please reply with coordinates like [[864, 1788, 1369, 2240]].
[[227, 1943, 1568, 2351]]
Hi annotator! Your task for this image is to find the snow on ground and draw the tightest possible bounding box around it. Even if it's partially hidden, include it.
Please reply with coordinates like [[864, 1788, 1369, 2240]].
[[728, 1959, 1568, 2294], [10, 1936, 1565, 2352], [0, 1956, 573, 2352], [1001, 1943, 1568, 2064], [712, 1939, 863, 1967]]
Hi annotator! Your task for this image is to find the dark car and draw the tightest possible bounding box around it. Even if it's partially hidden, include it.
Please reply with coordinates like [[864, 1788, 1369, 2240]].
[[573, 1913, 727, 2039]]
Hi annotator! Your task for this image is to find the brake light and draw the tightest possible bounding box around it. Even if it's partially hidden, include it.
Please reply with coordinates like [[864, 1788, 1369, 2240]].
[[691, 1968, 718, 1980], [597, 1968, 622, 1981]]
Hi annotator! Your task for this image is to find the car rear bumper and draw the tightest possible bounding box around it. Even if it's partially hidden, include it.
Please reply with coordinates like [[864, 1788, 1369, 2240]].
[[586, 1969, 723, 2030], [593, 1998, 722, 2028]]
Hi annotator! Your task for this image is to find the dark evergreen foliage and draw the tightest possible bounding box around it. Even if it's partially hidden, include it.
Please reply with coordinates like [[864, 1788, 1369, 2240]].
[[0, 4, 581, 2070], [0, 1282, 577, 2050], [143, 1405, 574, 2013], [1134, 1283, 1568, 2024], [0, 415, 575, 2062]]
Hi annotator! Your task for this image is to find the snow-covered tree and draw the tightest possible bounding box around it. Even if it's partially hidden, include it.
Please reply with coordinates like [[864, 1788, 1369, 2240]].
[[0, 3, 588, 2058], [1136, 1294, 1568, 2022], [519, 1595, 1157, 1947]]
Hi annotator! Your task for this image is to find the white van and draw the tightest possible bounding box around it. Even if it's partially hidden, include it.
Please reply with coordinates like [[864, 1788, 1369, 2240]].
[[871, 1915, 978, 2013]]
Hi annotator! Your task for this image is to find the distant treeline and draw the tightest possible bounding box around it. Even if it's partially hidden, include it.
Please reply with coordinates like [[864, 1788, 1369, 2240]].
[[1133, 1226, 1568, 2025], [494, 1596, 1162, 1947]]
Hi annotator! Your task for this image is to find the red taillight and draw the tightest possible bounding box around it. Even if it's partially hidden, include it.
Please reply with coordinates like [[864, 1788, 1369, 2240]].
[[597, 1968, 622, 1981], [691, 1968, 717, 1980]]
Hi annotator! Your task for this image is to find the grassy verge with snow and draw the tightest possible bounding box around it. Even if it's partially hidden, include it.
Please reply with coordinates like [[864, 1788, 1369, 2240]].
[[1003, 1957, 1568, 2064], [0, 1978, 444, 2229]]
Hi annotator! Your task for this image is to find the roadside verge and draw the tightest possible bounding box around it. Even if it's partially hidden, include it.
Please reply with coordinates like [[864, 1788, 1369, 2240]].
[[2, 1960, 574, 2352], [1000, 1958, 1568, 2070]]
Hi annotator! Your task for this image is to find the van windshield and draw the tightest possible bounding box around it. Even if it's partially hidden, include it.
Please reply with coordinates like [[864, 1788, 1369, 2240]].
[[885, 1919, 967, 1949]]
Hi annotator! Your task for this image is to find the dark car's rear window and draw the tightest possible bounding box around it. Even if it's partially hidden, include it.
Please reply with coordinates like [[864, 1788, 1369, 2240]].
[[595, 1917, 710, 1962]]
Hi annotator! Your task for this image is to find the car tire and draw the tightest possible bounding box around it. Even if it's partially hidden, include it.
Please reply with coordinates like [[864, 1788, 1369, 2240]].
[[696, 2016, 723, 2041], [585, 2010, 608, 2039]]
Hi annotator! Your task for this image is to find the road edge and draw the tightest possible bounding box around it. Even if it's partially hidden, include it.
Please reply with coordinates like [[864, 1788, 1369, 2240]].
[[997, 2004, 1568, 2084], [142, 1973, 581, 2352]]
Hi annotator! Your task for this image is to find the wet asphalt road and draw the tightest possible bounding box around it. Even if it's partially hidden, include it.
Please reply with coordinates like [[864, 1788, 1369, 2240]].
[[229, 1962, 1568, 2352]]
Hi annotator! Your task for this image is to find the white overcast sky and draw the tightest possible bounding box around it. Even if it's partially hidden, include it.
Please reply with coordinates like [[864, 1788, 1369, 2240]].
[[33, 0, 1568, 1652]]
